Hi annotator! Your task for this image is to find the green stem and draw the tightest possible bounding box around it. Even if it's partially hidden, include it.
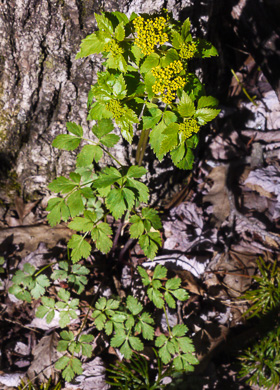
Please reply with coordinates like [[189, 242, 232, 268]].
[[99, 144, 124, 167], [231, 69, 258, 106], [162, 305, 172, 336], [135, 128, 150, 165], [82, 138, 124, 167], [34, 263, 55, 277]]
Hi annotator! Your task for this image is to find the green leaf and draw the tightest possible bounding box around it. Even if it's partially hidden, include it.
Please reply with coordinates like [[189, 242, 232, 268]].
[[142, 108, 162, 130], [67, 190, 85, 218], [48, 177, 77, 194], [171, 30, 184, 49], [195, 38, 218, 58], [100, 134, 120, 148], [89, 102, 112, 120], [76, 31, 110, 59], [144, 71, 156, 100], [112, 11, 129, 25], [139, 232, 162, 259], [81, 342, 93, 357], [68, 234, 91, 262], [172, 147, 194, 170], [127, 166, 147, 178], [136, 267, 150, 288], [163, 111, 177, 125], [55, 356, 69, 370], [159, 123, 180, 157], [153, 264, 167, 280], [58, 288, 70, 302], [46, 310, 55, 323], [164, 291, 176, 308], [69, 357, 83, 379], [91, 222, 113, 254], [194, 108, 220, 125], [113, 74, 127, 99], [115, 107, 139, 144], [178, 92, 195, 117], [129, 215, 144, 238], [52, 134, 81, 151], [136, 312, 154, 340], [92, 118, 114, 138], [68, 211, 96, 232], [159, 344, 172, 364], [111, 331, 127, 348], [172, 324, 188, 337], [127, 295, 143, 315], [105, 53, 127, 73], [149, 121, 166, 161], [92, 312, 106, 330], [171, 288, 189, 301], [120, 340, 133, 359], [115, 22, 125, 41], [129, 336, 144, 351], [93, 167, 121, 188], [36, 305, 49, 319], [95, 12, 114, 33], [76, 145, 103, 167], [126, 179, 149, 203], [177, 337, 195, 354], [182, 18, 191, 39], [197, 95, 219, 109], [66, 122, 83, 137], [140, 53, 160, 73], [131, 44, 143, 66], [147, 287, 164, 309], [142, 208, 162, 230], [106, 188, 134, 219], [23, 263, 36, 275], [80, 334, 94, 343], [173, 353, 198, 371], [59, 311, 71, 328], [161, 49, 179, 67], [166, 277, 181, 290], [61, 330, 74, 341], [72, 264, 90, 276], [31, 275, 50, 299], [42, 296, 56, 308]]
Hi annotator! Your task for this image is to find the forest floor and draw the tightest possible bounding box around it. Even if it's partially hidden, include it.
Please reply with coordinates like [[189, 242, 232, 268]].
[[1, 54, 280, 390]]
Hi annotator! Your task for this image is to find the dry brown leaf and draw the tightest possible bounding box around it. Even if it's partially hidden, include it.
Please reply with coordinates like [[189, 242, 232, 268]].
[[15, 197, 39, 223], [203, 165, 230, 226], [245, 165, 280, 200], [175, 270, 204, 295], [73, 357, 109, 390], [0, 224, 73, 257], [27, 333, 61, 383]]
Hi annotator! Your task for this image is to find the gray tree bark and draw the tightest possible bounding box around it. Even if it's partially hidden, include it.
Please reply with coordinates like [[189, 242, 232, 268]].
[[0, 0, 210, 204], [3, 0, 279, 205]]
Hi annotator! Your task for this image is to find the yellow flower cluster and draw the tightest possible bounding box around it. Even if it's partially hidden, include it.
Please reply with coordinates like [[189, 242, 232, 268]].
[[106, 99, 124, 119], [179, 118, 200, 139], [133, 16, 168, 56], [103, 39, 124, 56], [151, 60, 185, 104], [179, 41, 197, 60]]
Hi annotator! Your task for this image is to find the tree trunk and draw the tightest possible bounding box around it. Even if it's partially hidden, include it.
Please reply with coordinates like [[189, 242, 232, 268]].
[[2, 0, 279, 205], [0, 0, 213, 206]]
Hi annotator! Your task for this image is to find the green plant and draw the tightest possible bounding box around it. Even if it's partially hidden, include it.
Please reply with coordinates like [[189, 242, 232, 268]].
[[242, 257, 280, 318], [238, 258, 280, 388], [239, 326, 280, 389], [107, 351, 172, 389], [9, 9, 220, 386], [18, 377, 61, 390]]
